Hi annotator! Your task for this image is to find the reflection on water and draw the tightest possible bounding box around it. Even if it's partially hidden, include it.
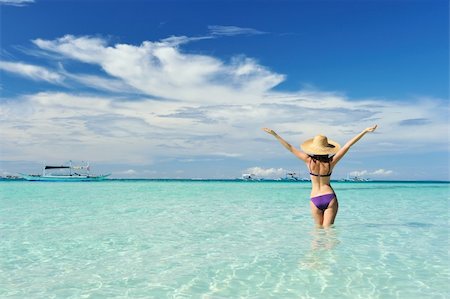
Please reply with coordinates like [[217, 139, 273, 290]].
[[299, 227, 341, 270], [310, 226, 341, 250]]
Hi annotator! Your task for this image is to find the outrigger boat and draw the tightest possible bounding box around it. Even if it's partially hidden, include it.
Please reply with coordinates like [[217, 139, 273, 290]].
[[20, 162, 110, 181]]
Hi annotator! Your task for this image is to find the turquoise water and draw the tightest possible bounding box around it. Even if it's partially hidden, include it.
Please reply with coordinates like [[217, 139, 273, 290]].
[[0, 181, 448, 298]]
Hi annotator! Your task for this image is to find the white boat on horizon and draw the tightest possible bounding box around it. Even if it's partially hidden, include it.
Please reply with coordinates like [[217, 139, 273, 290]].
[[279, 172, 310, 181], [341, 174, 371, 182], [20, 162, 110, 182], [241, 173, 261, 181]]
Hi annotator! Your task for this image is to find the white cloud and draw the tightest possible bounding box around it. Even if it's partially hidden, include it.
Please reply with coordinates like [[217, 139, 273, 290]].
[[349, 169, 393, 177], [372, 169, 393, 176], [122, 169, 137, 175], [349, 170, 368, 177], [1, 91, 448, 165], [245, 167, 286, 178], [32, 35, 285, 103], [0, 34, 448, 168], [0, 0, 34, 6], [0, 61, 64, 84]]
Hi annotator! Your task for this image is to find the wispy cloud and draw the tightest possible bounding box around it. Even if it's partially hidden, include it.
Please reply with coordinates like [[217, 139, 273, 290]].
[[0, 0, 34, 6], [244, 167, 286, 178], [62, 71, 140, 94], [398, 118, 431, 126], [208, 25, 267, 36], [0, 61, 64, 84], [160, 35, 214, 46]]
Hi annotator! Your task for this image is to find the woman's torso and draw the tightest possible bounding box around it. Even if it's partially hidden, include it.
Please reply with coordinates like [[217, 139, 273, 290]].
[[306, 157, 335, 197]]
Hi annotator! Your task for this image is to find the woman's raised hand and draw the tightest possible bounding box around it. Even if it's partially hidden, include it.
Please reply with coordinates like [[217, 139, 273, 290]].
[[365, 125, 378, 133], [262, 128, 277, 135]]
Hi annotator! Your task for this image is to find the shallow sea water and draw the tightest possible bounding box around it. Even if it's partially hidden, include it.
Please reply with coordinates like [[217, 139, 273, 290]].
[[0, 181, 448, 298]]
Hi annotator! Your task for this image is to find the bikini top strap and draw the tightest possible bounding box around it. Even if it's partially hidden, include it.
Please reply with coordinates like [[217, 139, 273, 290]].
[[309, 157, 316, 175], [309, 157, 319, 176]]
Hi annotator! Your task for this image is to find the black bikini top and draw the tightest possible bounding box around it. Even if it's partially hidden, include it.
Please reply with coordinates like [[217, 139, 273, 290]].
[[309, 158, 332, 177]]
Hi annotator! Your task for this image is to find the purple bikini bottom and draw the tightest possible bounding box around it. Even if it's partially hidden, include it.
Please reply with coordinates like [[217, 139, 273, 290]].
[[311, 193, 336, 211]]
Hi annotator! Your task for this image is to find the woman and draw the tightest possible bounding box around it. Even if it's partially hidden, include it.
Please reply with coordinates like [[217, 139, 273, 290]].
[[262, 125, 377, 227]]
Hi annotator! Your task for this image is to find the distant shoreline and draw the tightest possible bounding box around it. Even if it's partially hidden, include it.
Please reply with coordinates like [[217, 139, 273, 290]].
[[1, 177, 449, 183]]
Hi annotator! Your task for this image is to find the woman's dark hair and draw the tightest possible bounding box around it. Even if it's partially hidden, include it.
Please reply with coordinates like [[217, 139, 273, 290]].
[[309, 154, 333, 162]]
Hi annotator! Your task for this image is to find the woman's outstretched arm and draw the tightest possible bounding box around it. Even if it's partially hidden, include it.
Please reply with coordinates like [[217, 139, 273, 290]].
[[332, 125, 378, 166], [262, 128, 309, 161]]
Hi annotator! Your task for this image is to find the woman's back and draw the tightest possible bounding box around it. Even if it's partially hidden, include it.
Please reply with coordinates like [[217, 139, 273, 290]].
[[307, 156, 334, 196]]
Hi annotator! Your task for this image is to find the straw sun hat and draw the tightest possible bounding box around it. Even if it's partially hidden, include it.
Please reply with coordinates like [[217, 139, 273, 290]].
[[301, 135, 341, 155]]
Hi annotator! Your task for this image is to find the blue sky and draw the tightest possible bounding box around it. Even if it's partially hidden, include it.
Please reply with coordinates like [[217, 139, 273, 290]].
[[0, 0, 448, 180]]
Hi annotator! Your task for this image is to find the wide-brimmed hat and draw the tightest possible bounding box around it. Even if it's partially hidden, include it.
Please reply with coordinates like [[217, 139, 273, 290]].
[[301, 135, 340, 155]]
